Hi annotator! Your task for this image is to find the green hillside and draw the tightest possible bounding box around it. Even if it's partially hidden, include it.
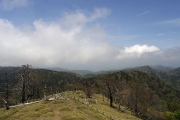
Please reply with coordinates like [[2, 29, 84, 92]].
[[0, 91, 140, 120]]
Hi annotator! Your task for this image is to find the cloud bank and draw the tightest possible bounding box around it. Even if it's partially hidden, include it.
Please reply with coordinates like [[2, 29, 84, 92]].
[[0, 8, 180, 71]]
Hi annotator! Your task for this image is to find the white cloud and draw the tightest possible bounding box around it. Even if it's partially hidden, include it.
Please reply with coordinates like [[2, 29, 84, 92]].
[[124, 45, 159, 54], [117, 44, 159, 59], [60, 8, 110, 29], [0, 8, 180, 71], [156, 18, 180, 26], [138, 11, 150, 16], [0, 0, 29, 10], [0, 8, 113, 68], [90, 8, 111, 21]]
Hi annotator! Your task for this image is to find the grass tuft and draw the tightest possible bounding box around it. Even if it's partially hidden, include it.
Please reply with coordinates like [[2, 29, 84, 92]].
[[59, 107, 72, 111]]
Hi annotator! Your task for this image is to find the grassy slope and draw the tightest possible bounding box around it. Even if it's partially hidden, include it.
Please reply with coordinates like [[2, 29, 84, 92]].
[[0, 91, 140, 120]]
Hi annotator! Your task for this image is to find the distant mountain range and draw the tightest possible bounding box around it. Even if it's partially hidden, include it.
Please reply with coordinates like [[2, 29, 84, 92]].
[[150, 65, 174, 71], [46, 65, 177, 76], [0, 65, 178, 76], [44, 65, 180, 90], [1, 65, 179, 89]]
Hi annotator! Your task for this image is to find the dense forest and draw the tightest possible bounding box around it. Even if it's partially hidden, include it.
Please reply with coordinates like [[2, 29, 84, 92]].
[[1, 65, 180, 120]]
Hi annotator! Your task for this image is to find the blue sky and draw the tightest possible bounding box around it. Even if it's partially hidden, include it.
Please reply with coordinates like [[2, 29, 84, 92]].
[[0, 0, 180, 71]]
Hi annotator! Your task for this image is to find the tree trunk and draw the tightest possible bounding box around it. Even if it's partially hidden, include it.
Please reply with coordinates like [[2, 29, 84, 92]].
[[118, 102, 121, 111], [36, 88, 40, 99], [32, 86, 35, 101], [6, 73, 9, 110], [21, 80, 26, 103]]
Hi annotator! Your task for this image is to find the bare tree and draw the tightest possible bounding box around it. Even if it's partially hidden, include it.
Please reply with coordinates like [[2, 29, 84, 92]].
[[5, 72, 9, 110], [27, 69, 43, 100], [15, 64, 43, 103], [99, 74, 117, 107], [79, 77, 96, 99], [125, 80, 152, 117], [1, 73, 10, 110], [16, 64, 32, 103], [114, 80, 128, 111]]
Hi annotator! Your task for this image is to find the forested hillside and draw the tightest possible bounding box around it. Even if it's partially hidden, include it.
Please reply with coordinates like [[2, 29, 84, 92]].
[[126, 66, 180, 89], [1, 65, 180, 119]]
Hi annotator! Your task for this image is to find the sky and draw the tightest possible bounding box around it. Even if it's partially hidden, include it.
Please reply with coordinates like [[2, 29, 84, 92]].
[[0, 0, 180, 71]]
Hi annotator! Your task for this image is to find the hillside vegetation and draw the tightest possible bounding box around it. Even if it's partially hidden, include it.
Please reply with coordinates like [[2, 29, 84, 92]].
[[125, 66, 180, 89]]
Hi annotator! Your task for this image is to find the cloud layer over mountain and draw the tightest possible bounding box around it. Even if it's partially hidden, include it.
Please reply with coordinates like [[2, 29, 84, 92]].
[[0, 8, 180, 71]]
